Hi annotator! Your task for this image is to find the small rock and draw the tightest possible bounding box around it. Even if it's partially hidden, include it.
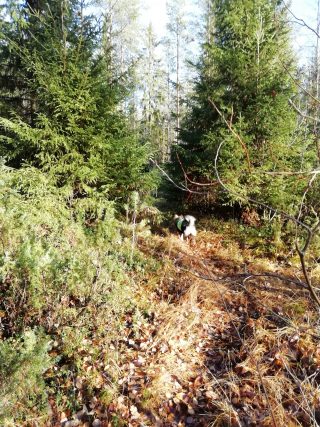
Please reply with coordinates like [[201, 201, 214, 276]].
[[75, 405, 88, 420], [187, 405, 195, 415], [64, 421, 80, 427]]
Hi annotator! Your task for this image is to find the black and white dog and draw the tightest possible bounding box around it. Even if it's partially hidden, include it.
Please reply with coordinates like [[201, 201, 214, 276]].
[[174, 214, 197, 242]]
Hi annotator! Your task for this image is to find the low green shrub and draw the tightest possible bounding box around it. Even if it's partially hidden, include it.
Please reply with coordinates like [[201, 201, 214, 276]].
[[0, 329, 51, 425], [0, 165, 147, 423]]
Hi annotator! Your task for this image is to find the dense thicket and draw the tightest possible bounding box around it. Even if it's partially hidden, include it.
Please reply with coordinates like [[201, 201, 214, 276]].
[[0, 164, 143, 423]]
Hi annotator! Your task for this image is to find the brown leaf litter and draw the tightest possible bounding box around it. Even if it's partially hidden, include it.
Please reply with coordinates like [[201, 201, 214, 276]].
[[53, 230, 320, 427]]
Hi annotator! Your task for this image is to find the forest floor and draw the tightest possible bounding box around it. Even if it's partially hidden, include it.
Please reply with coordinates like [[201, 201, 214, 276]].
[[58, 222, 320, 427]]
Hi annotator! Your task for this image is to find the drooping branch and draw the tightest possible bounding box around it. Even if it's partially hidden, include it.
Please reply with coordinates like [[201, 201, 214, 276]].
[[229, 272, 308, 290], [214, 139, 311, 232], [296, 221, 320, 308], [296, 170, 318, 229], [250, 169, 320, 176], [283, 2, 320, 39], [175, 152, 218, 187], [289, 99, 320, 122], [149, 157, 208, 195], [179, 265, 308, 290], [282, 62, 320, 105]]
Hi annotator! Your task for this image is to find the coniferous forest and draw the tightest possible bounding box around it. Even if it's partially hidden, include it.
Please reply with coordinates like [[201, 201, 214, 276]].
[[1, 0, 320, 425]]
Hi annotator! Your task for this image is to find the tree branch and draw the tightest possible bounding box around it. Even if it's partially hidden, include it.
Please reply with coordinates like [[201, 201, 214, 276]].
[[208, 98, 252, 172], [150, 158, 208, 195], [214, 139, 312, 232], [214, 135, 320, 309], [283, 3, 320, 39], [175, 152, 218, 187], [289, 99, 320, 123]]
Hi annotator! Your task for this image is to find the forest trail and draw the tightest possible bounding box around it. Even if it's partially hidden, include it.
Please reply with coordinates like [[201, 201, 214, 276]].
[[82, 229, 319, 427], [1, 0, 318, 425]]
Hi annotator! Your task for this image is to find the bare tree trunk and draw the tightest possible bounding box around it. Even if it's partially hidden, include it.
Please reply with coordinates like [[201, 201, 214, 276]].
[[176, 27, 180, 142], [314, 0, 320, 163], [167, 66, 171, 160]]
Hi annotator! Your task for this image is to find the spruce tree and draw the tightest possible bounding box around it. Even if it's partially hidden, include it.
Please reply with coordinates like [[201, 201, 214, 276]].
[[178, 0, 310, 211], [0, 0, 155, 206]]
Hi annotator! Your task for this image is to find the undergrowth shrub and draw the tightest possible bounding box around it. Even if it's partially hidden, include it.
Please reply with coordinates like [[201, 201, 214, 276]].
[[0, 329, 51, 425], [0, 166, 121, 331], [0, 165, 146, 423]]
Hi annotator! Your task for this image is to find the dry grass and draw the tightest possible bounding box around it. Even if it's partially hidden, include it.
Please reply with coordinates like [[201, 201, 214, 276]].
[[132, 229, 320, 425], [145, 279, 227, 403]]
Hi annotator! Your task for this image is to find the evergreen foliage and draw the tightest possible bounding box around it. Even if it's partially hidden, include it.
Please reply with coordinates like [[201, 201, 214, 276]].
[[0, 329, 51, 423], [0, 0, 156, 204], [1, 0, 320, 424], [178, 0, 314, 211], [0, 163, 143, 423], [0, 2, 158, 422]]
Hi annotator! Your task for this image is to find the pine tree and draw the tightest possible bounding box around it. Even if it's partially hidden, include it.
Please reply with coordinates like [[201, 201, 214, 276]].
[[166, 0, 189, 145], [303, 0, 320, 164], [138, 24, 169, 162]]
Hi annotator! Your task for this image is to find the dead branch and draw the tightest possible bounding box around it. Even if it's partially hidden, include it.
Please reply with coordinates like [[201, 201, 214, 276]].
[[296, 170, 318, 233], [178, 264, 308, 290], [214, 139, 311, 232], [150, 157, 208, 195], [283, 2, 320, 39], [228, 272, 308, 290], [214, 136, 320, 309], [177, 257, 320, 340], [249, 169, 320, 176], [289, 99, 320, 123], [281, 62, 320, 105], [296, 221, 320, 308]]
